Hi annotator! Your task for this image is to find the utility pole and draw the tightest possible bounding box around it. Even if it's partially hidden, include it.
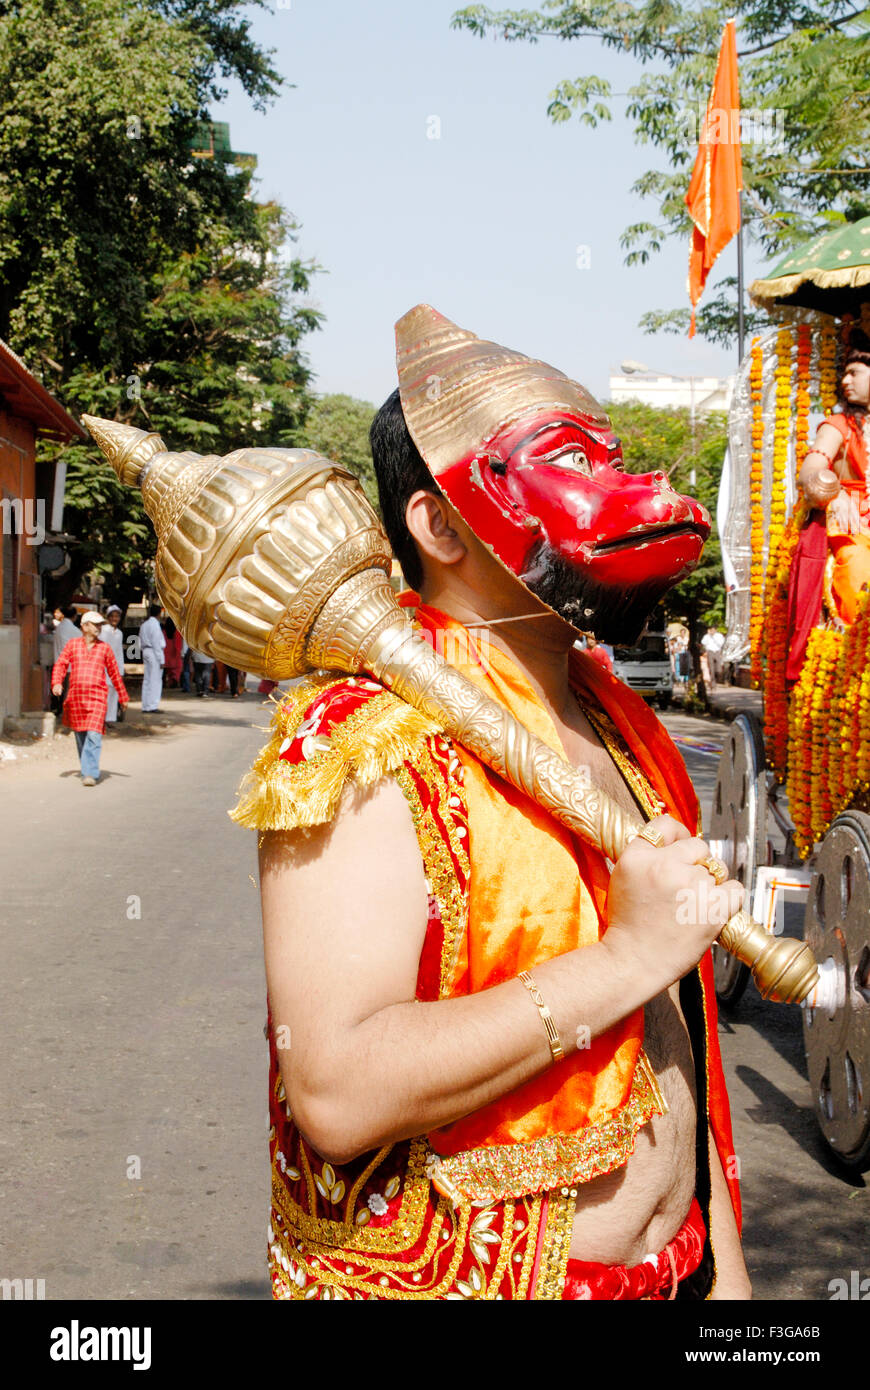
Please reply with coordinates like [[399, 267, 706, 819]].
[[736, 190, 746, 365]]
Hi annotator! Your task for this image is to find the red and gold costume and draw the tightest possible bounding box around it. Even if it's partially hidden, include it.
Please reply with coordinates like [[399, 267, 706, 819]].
[[233, 604, 740, 1301], [823, 411, 870, 626], [786, 410, 870, 680]]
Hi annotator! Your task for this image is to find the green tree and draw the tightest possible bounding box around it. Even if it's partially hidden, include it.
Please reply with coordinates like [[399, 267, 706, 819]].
[[0, 0, 320, 607], [607, 400, 728, 660], [452, 2, 870, 342], [300, 394, 379, 509]]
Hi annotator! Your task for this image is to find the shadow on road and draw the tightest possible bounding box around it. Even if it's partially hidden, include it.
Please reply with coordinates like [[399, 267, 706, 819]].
[[737, 1063, 868, 1185]]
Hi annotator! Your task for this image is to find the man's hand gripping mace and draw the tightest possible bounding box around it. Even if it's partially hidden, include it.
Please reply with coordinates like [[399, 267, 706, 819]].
[[307, 569, 819, 1005]]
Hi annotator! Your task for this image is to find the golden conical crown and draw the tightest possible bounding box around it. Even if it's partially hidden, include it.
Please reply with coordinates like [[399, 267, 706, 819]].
[[395, 304, 608, 478]]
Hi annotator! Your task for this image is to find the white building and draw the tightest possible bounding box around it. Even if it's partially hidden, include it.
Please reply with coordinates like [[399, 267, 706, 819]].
[[608, 369, 734, 415]]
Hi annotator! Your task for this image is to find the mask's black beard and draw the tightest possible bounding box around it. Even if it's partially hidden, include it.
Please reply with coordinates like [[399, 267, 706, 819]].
[[520, 542, 668, 646]]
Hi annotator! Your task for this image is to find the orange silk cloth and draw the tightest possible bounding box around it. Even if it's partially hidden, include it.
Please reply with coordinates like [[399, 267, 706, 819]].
[[824, 413, 870, 624], [415, 603, 699, 1159]]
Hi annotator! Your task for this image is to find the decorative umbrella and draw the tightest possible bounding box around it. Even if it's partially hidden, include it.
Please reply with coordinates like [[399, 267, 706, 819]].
[[749, 214, 870, 316]]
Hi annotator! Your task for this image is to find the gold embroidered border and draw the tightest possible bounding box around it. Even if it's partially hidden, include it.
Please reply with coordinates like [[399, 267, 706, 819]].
[[393, 742, 470, 999], [698, 966, 718, 1300], [533, 1191, 575, 1300], [584, 703, 665, 820], [230, 677, 444, 831], [431, 1049, 667, 1204], [271, 1136, 433, 1254], [270, 1192, 547, 1301]]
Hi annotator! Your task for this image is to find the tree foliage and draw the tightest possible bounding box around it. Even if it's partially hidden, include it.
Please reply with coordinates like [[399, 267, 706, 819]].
[[452, 1, 870, 342], [606, 399, 728, 635], [299, 394, 379, 510], [0, 0, 321, 608]]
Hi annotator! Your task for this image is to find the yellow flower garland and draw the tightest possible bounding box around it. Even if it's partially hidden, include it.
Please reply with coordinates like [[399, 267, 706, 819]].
[[749, 337, 765, 685], [750, 314, 870, 855]]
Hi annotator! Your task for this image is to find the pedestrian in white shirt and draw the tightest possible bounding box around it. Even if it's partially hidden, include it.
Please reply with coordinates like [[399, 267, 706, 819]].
[[139, 604, 166, 712], [52, 606, 79, 660], [701, 626, 726, 687], [101, 605, 126, 724]]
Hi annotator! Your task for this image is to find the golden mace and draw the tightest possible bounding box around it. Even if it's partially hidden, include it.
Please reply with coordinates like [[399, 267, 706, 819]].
[[83, 417, 818, 1004]]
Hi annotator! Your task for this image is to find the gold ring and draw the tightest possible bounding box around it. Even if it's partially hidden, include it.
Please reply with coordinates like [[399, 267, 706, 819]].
[[700, 855, 728, 885], [636, 825, 665, 848]]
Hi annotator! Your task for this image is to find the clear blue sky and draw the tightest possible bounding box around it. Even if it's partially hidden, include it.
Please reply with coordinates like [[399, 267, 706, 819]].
[[218, 0, 771, 408]]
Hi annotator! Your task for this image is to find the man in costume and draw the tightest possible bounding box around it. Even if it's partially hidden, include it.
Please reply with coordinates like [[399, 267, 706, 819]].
[[241, 306, 749, 1300], [51, 609, 128, 785], [787, 336, 870, 680]]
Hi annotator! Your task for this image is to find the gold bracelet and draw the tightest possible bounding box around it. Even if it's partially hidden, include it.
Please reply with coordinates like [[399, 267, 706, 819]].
[[518, 970, 565, 1064]]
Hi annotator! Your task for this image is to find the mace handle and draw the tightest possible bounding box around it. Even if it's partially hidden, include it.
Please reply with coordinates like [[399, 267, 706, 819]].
[[366, 623, 818, 1005]]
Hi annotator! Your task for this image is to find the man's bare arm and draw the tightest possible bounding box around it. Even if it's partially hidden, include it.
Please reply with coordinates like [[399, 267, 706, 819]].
[[260, 776, 741, 1164], [799, 421, 844, 506]]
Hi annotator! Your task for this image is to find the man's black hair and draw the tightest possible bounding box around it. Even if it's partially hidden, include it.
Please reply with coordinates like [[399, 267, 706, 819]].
[[148, 602, 161, 618], [369, 389, 441, 591], [64, 605, 78, 621]]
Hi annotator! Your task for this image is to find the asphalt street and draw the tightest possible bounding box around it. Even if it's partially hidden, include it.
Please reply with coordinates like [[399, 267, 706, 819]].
[[1, 689, 867, 1301]]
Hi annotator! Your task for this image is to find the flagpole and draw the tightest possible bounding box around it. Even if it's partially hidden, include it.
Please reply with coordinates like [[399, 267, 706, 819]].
[[736, 189, 746, 364]]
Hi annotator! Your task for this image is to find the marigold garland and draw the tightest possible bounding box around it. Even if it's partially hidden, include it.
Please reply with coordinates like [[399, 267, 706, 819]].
[[761, 501, 807, 780], [818, 320, 838, 415], [748, 337, 766, 685], [785, 596, 870, 857], [766, 328, 793, 587], [794, 322, 812, 478], [753, 314, 870, 854]]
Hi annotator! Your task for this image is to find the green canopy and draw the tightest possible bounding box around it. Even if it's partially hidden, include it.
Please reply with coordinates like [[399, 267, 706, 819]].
[[750, 214, 870, 314]]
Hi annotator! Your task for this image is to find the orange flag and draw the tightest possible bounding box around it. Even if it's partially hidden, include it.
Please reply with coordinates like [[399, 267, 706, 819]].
[[686, 19, 743, 336]]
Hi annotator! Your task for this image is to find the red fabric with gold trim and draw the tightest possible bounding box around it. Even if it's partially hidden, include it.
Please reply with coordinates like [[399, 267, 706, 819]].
[[276, 677, 387, 765]]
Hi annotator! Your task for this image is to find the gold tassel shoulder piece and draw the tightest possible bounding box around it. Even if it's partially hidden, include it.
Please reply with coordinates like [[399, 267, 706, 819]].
[[229, 677, 445, 832]]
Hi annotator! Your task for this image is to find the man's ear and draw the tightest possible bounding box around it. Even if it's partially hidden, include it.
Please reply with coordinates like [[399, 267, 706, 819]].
[[405, 491, 467, 567]]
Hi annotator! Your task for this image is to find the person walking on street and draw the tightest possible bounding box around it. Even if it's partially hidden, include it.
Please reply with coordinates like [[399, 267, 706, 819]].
[[51, 610, 128, 785], [701, 626, 725, 688], [180, 638, 192, 693], [191, 648, 215, 696], [52, 605, 79, 660], [139, 603, 166, 712], [162, 617, 183, 687], [101, 605, 126, 725], [50, 606, 79, 715], [585, 634, 614, 673]]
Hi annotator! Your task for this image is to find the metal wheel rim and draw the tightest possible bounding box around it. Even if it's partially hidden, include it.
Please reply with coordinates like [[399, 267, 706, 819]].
[[709, 713, 767, 1000], [803, 812, 870, 1166]]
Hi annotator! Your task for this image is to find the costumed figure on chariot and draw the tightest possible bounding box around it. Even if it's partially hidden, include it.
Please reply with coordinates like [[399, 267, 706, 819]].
[[787, 334, 870, 664], [82, 307, 818, 1300], [711, 230, 870, 1167]]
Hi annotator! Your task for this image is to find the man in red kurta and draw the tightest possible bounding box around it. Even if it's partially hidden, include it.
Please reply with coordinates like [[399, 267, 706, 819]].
[[51, 610, 128, 785]]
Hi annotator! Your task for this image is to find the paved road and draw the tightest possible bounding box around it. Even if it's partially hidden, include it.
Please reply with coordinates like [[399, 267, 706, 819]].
[[0, 689, 271, 1299], [0, 692, 866, 1300]]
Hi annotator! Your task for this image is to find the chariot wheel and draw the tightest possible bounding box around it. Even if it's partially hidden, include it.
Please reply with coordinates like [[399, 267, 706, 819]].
[[709, 712, 768, 1005], [802, 812, 870, 1168]]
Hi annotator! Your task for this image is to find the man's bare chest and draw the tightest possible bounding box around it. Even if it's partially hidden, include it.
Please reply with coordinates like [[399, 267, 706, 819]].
[[551, 704, 644, 823]]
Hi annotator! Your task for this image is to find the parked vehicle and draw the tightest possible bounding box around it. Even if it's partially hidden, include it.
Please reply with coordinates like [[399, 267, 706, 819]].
[[613, 632, 672, 708]]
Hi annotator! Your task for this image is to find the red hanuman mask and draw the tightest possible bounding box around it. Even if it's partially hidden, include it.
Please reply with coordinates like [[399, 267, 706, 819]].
[[396, 305, 711, 645]]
